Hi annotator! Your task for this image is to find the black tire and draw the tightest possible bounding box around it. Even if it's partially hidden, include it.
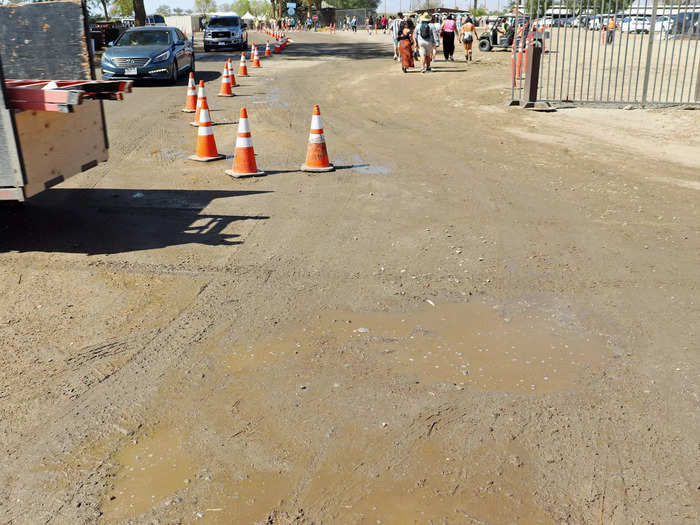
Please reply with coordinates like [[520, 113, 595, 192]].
[[478, 39, 491, 52], [170, 59, 178, 84], [203, 46, 210, 52], [190, 56, 195, 74]]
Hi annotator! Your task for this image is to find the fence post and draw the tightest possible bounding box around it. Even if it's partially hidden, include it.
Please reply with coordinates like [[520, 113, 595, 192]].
[[518, 33, 550, 109], [696, 57, 700, 103], [641, 0, 660, 106]]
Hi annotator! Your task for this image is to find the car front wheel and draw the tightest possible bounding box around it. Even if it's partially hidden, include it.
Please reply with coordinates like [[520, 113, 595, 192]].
[[170, 60, 179, 84]]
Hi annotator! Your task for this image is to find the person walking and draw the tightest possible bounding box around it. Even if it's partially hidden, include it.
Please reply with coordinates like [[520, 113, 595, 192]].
[[431, 15, 441, 62], [415, 13, 439, 73], [397, 18, 415, 73], [440, 14, 457, 61], [381, 15, 388, 33], [351, 16, 357, 33], [458, 16, 478, 62], [390, 12, 405, 61]]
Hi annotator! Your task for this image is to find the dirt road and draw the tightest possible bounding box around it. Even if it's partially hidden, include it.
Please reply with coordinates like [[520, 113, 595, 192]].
[[1, 30, 698, 524]]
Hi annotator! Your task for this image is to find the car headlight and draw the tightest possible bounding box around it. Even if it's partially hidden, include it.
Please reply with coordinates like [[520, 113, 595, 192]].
[[205, 31, 212, 37], [153, 50, 170, 62]]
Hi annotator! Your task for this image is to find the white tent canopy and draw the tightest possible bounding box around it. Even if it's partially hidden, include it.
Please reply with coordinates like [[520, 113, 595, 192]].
[[241, 12, 255, 20]]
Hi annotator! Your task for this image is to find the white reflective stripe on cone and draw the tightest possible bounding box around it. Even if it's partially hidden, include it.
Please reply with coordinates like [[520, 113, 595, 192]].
[[187, 88, 196, 95], [197, 87, 205, 97], [237, 118, 250, 133], [309, 133, 325, 144], [198, 125, 213, 136], [199, 109, 211, 124], [236, 137, 253, 148], [311, 114, 323, 130], [222, 77, 231, 84]]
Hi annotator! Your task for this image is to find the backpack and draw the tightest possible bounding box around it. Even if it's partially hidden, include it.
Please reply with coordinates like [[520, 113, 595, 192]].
[[419, 21, 431, 40]]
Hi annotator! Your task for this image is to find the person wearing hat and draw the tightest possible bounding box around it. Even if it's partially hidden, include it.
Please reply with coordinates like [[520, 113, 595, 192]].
[[415, 12, 439, 73]]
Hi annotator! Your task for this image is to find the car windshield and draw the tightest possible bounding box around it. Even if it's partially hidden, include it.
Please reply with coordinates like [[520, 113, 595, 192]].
[[116, 30, 170, 46], [209, 17, 240, 27]]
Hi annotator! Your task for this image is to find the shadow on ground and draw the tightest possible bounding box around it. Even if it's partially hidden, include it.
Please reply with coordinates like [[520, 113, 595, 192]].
[[280, 41, 391, 59], [0, 188, 271, 255]]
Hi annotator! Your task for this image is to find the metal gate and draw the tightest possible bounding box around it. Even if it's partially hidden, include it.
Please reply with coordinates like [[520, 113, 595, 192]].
[[511, 0, 700, 106]]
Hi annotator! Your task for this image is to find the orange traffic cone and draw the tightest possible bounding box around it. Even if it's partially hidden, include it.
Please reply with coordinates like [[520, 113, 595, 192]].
[[301, 105, 334, 172], [237, 52, 249, 76], [265, 41, 271, 56], [190, 80, 212, 127], [182, 72, 197, 112], [227, 58, 238, 87], [225, 107, 264, 177], [189, 98, 225, 162], [252, 46, 261, 67], [218, 61, 234, 97]]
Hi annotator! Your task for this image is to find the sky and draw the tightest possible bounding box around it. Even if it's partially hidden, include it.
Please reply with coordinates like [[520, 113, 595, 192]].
[[142, 0, 507, 16]]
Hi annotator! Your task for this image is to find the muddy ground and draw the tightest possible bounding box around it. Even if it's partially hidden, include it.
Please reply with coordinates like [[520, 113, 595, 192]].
[[0, 30, 698, 525]]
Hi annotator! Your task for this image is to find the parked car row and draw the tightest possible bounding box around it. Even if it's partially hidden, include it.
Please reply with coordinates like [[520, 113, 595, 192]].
[[534, 12, 699, 37]]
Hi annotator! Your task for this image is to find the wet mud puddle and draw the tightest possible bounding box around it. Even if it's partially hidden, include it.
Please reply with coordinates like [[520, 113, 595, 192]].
[[100, 427, 196, 520], [226, 301, 605, 394], [99, 301, 607, 523]]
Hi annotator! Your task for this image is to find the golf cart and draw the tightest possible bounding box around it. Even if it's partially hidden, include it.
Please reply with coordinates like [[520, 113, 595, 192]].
[[478, 15, 528, 51]]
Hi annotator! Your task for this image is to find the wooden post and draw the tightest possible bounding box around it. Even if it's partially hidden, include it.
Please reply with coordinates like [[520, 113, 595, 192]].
[[520, 32, 543, 108]]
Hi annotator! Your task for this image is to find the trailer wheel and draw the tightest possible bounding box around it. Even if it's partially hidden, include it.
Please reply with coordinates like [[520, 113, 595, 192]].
[[478, 39, 492, 52]]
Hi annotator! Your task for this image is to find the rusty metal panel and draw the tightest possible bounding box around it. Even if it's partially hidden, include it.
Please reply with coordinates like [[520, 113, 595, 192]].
[[0, 55, 25, 199], [0, 0, 94, 81]]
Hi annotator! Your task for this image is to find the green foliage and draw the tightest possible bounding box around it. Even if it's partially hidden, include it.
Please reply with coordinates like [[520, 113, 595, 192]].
[[155, 4, 171, 16], [88, 0, 111, 19], [109, 0, 133, 17], [232, 0, 251, 13], [333, 0, 380, 9], [194, 0, 218, 14], [173, 7, 185, 15]]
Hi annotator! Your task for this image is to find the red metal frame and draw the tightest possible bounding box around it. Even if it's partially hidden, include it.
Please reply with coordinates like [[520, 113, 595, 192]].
[[3, 79, 132, 112]]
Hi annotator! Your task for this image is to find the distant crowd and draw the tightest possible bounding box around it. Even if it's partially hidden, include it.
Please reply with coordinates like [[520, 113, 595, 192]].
[[388, 13, 480, 73]]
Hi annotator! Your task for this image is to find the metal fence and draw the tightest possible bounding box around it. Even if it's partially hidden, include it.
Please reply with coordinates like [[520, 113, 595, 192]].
[[511, 0, 700, 106], [334, 9, 379, 29]]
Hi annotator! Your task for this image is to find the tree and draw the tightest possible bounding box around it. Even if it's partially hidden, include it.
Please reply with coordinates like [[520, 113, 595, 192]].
[[173, 7, 184, 15], [155, 4, 171, 16], [333, 0, 380, 8], [110, 0, 133, 17], [89, 0, 111, 20], [194, 0, 217, 14], [232, 0, 251, 14], [133, 0, 146, 25]]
